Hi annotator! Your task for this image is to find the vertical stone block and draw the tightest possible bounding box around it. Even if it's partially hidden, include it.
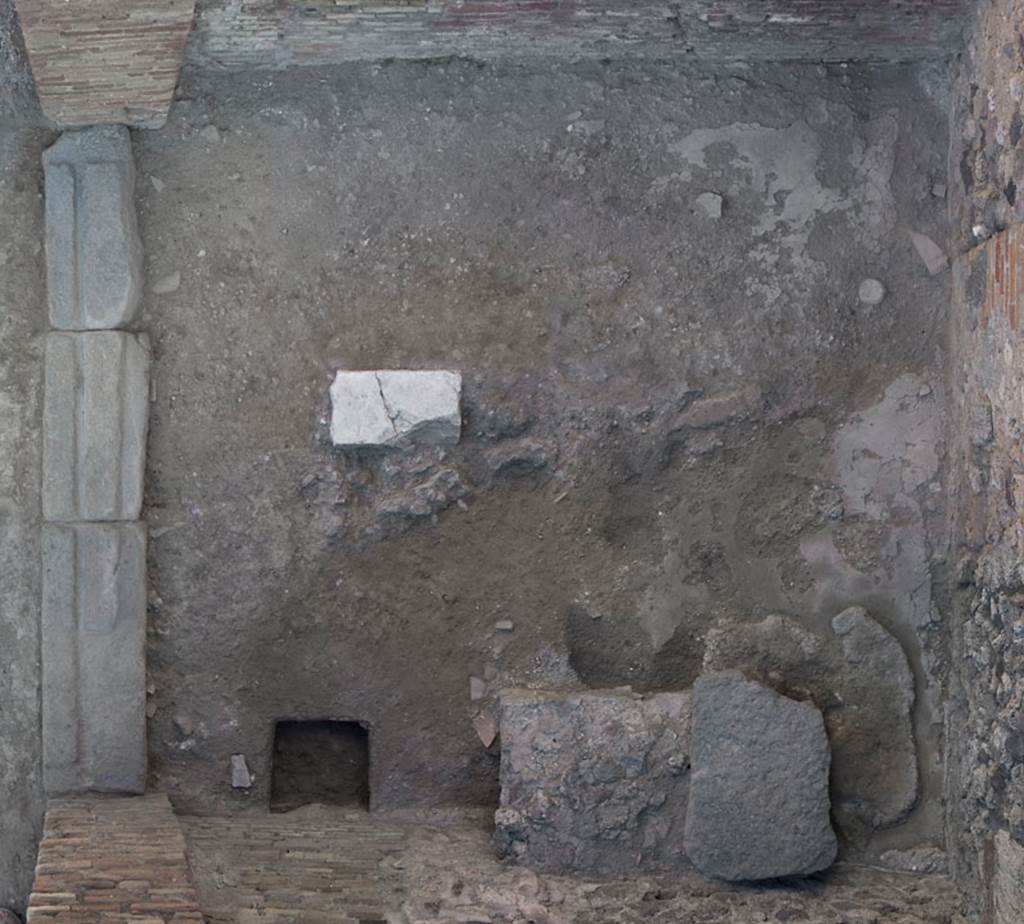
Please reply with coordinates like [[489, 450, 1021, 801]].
[[43, 331, 150, 523], [41, 522, 146, 794], [43, 126, 142, 330]]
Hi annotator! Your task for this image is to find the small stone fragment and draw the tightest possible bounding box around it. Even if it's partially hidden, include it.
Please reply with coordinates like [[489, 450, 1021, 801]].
[[150, 175, 166, 193], [494, 620, 514, 632], [858, 278, 886, 305], [908, 230, 949, 275], [695, 192, 723, 219], [231, 754, 253, 789], [152, 271, 181, 294], [173, 714, 194, 737], [470, 676, 486, 700], [200, 125, 221, 143], [931, 182, 947, 199], [683, 671, 837, 881], [473, 713, 497, 748]]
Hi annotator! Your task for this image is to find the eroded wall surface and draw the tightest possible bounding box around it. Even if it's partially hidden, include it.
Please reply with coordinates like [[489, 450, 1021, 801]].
[[0, 128, 46, 913], [947, 2, 1024, 917], [139, 58, 951, 861]]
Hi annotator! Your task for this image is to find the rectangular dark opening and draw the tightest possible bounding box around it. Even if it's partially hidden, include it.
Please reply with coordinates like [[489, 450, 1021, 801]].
[[270, 719, 370, 812]]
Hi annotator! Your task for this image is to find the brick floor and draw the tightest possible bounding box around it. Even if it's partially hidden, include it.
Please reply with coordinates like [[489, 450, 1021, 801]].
[[181, 812, 404, 924], [26, 793, 203, 924]]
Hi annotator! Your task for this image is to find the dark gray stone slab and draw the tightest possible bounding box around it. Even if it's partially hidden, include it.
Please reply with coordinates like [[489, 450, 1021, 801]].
[[43, 126, 142, 330], [42, 331, 150, 522], [41, 522, 146, 794], [494, 687, 691, 874], [684, 671, 837, 881], [702, 609, 917, 836]]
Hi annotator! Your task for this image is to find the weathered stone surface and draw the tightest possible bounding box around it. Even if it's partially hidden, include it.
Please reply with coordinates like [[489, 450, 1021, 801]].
[[994, 831, 1024, 924], [42, 331, 150, 522], [684, 671, 837, 881], [41, 522, 146, 794], [494, 687, 691, 874], [43, 126, 142, 330], [703, 608, 917, 836], [329, 370, 461, 449]]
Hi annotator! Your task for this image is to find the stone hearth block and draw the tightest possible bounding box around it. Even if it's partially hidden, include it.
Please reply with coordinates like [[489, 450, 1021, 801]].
[[330, 370, 461, 449], [43, 332, 150, 522], [41, 522, 146, 794], [684, 672, 837, 881], [43, 126, 143, 330], [494, 688, 691, 874]]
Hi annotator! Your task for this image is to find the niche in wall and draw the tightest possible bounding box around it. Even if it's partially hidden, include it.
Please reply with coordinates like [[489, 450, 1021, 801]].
[[270, 719, 370, 812]]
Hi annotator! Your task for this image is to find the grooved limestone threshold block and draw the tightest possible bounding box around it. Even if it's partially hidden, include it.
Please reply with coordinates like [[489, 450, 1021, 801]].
[[41, 522, 146, 795], [43, 331, 150, 523], [43, 126, 143, 331]]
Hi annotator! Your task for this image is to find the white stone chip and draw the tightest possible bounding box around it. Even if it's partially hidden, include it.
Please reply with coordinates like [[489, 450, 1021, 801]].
[[908, 231, 949, 275], [330, 370, 461, 449], [858, 278, 887, 305], [695, 192, 723, 219], [231, 754, 253, 789]]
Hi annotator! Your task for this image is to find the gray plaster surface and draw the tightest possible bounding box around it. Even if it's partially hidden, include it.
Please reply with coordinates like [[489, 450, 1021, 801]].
[[43, 126, 143, 330], [41, 522, 147, 794], [42, 330, 150, 522]]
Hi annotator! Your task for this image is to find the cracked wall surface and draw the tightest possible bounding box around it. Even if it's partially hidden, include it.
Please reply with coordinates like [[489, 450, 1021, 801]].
[[136, 58, 951, 865]]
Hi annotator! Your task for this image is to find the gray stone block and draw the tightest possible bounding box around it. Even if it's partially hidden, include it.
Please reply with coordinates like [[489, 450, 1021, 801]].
[[684, 671, 837, 881], [43, 331, 150, 522], [702, 609, 917, 836], [330, 370, 461, 448], [41, 522, 146, 794], [494, 687, 691, 874], [43, 126, 143, 331]]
